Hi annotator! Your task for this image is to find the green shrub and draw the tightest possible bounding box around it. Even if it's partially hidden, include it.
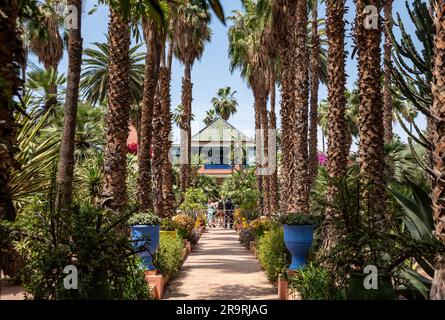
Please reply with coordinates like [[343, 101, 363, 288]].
[[172, 213, 195, 240], [160, 218, 177, 231], [257, 226, 290, 283], [274, 212, 320, 226], [154, 233, 184, 278], [287, 263, 345, 300], [128, 211, 161, 226], [14, 199, 150, 300]]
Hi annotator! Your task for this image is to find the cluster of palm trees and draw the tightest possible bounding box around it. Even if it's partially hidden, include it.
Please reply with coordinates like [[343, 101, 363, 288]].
[[226, 0, 444, 298]]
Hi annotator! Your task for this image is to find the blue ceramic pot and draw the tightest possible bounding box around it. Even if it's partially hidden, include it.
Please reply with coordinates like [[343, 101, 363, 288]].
[[283, 224, 314, 270], [131, 224, 160, 270]]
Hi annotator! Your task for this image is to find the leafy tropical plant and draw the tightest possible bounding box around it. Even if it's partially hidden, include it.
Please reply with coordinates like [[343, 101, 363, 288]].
[[9, 110, 59, 209], [287, 263, 345, 300], [172, 213, 195, 240], [80, 40, 145, 106], [203, 107, 218, 126], [274, 212, 320, 226], [220, 168, 258, 213], [26, 66, 66, 115], [128, 211, 161, 226], [179, 187, 208, 213], [154, 232, 184, 278], [210, 86, 238, 121], [41, 103, 105, 160], [257, 225, 289, 283]]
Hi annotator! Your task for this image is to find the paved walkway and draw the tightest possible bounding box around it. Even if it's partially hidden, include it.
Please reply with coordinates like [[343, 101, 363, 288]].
[[0, 279, 25, 300], [163, 228, 277, 300]]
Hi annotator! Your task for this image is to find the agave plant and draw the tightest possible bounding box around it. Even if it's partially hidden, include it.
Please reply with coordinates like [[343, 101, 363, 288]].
[[9, 110, 59, 210], [390, 178, 439, 299]]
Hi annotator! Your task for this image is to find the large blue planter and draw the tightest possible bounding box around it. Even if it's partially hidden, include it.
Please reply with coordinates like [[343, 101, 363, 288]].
[[131, 224, 160, 270], [283, 224, 314, 270]]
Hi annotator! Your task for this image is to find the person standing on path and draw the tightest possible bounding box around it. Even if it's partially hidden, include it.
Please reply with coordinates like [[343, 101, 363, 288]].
[[224, 197, 234, 229], [207, 199, 216, 228]]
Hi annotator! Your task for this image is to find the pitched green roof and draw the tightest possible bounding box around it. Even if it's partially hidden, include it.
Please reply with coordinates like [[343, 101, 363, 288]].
[[191, 118, 253, 142]]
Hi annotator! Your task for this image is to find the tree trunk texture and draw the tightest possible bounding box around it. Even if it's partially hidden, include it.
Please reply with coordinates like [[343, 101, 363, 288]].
[[269, 71, 279, 214], [430, 0, 445, 300], [383, 0, 393, 145], [253, 92, 263, 214], [137, 19, 160, 212], [55, 0, 82, 212], [151, 94, 164, 217], [260, 91, 270, 215], [102, 8, 131, 212], [0, 0, 24, 276], [180, 62, 192, 193], [308, 0, 320, 188], [290, 0, 310, 213], [323, 0, 348, 254], [355, 0, 387, 230], [276, 1, 309, 213], [159, 66, 175, 217]]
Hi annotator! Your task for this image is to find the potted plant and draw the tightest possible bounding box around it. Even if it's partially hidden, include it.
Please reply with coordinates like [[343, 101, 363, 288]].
[[276, 212, 318, 270], [128, 212, 161, 270]]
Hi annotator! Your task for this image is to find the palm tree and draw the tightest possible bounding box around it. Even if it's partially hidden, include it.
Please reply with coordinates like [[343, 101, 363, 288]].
[[137, 13, 164, 212], [203, 107, 218, 126], [354, 0, 386, 229], [211, 86, 238, 121], [26, 66, 66, 114], [383, 0, 394, 144], [172, 1, 211, 193], [429, 0, 445, 300], [322, 0, 348, 252], [27, 0, 63, 113], [55, 0, 82, 212], [43, 103, 105, 160], [102, 5, 131, 212], [308, 0, 321, 188], [0, 0, 27, 221], [228, 2, 269, 213], [272, 0, 310, 213], [80, 40, 145, 106], [173, 104, 195, 127]]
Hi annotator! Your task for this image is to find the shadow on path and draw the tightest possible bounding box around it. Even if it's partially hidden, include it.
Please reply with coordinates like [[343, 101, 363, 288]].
[[163, 228, 277, 300]]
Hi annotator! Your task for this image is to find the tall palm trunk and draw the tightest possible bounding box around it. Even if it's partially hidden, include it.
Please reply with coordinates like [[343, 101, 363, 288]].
[[290, 0, 310, 213], [383, 0, 393, 144], [259, 89, 269, 214], [0, 0, 23, 222], [430, 0, 445, 300], [137, 19, 160, 211], [152, 95, 164, 216], [55, 0, 82, 212], [308, 0, 320, 188], [323, 0, 348, 251], [268, 71, 279, 213], [276, 1, 298, 213], [355, 0, 386, 229], [159, 65, 174, 217], [102, 8, 131, 211], [0, 0, 24, 276], [253, 89, 264, 213], [180, 62, 192, 193]]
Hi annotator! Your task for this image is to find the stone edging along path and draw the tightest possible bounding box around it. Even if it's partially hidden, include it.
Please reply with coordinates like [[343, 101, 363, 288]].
[[162, 227, 277, 300]]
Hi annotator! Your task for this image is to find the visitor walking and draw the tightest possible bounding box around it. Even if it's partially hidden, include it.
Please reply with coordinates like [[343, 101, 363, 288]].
[[207, 199, 216, 228], [216, 199, 224, 227], [224, 197, 234, 229]]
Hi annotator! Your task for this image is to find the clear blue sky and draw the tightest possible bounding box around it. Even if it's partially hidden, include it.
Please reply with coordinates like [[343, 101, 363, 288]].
[[38, 0, 424, 150]]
